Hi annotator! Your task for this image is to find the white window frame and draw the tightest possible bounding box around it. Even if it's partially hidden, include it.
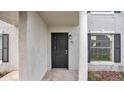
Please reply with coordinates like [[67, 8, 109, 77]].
[[89, 31, 115, 65], [89, 11, 114, 15]]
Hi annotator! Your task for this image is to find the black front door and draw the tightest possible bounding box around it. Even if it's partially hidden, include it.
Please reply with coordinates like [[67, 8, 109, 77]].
[[52, 33, 68, 69]]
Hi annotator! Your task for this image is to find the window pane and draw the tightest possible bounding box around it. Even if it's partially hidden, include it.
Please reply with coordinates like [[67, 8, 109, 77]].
[[91, 35, 112, 41], [90, 34, 113, 61], [90, 48, 111, 61], [91, 40, 111, 47], [3, 49, 8, 62], [3, 35, 8, 49], [2, 34, 9, 62]]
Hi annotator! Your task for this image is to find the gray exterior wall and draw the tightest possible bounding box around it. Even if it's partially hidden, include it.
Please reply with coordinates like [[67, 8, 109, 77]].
[[19, 12, 48, 80], [19, 12, 79, 80], [88, 12, 124, 71], [0, 20, 18, 73]]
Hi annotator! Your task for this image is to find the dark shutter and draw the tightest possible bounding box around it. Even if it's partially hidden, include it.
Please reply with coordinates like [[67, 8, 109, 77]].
[[88, 33, 91, 63], [114, 11, 121, 13], [2, 34, 9, 62], [114, 34, 121, 63]]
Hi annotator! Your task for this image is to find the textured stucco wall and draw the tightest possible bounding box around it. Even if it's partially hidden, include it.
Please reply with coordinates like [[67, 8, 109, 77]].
[[0, 20, 18, 73], [88, 12, 124, 71], [19, 12, 48, 80], [19, 12, 28, 80], [19, 12, 80, 80], [27, 12, 48, 80]]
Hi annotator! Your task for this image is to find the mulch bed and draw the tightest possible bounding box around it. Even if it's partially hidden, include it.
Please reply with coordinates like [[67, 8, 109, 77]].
[[88, 71, 124, 81]]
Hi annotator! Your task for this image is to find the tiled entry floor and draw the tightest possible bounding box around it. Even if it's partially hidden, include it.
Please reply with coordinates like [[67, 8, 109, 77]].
[[42, 69, 78, 81]]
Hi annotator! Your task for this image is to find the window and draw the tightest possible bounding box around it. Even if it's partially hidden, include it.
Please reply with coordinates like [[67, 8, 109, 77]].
[[0, 33, 9, 64], [90, 34, 113, 62], [88, 11, 114, 14], [87, 11, 121, 15], [2, 34, 9, 62]]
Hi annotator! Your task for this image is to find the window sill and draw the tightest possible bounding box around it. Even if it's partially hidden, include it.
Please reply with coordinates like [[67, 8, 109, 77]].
[[89, 11, 114, 15], [89, 61, 114, 65]]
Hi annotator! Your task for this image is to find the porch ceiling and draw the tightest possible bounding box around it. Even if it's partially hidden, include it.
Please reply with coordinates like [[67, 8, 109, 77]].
[[0, 11, 79, 27], [38, 11, 79, 26], [0, 11, 18, 26]]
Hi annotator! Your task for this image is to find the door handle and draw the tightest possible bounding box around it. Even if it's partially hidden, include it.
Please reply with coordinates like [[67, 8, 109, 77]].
[[65, 50, 68, 54]]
